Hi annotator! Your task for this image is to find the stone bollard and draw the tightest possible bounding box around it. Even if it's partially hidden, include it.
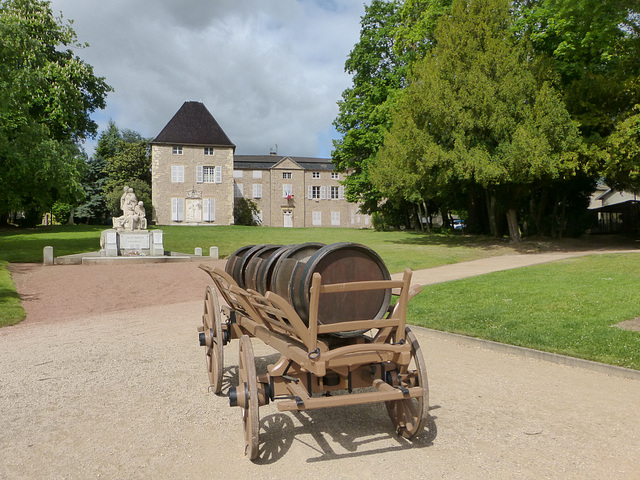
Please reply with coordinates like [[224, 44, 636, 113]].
[[209, 246, 219, 259], [43, 246, 54, 266], [194, 247, 202, 256]]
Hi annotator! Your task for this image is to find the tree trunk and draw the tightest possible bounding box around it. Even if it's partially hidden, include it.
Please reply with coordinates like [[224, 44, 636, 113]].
[[506, 208, 521, 242], [486, 191, 499, 237], [415, 204, 424, 231]]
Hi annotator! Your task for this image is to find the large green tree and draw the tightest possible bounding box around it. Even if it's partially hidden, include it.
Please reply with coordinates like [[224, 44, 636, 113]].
[[331, 0, 408, 215], [0, 0, 111, 224], [373, 0, 585, 241], [515, 0, 640, 141]]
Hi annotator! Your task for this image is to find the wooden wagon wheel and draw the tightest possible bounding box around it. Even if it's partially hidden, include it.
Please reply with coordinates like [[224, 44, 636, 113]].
[[238, 335, 260, 459], [203, 285, 224, 394], [385, 326, 429, 439]]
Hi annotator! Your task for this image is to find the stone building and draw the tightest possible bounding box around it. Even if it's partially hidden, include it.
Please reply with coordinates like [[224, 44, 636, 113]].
[[151, 101, 370, 228]]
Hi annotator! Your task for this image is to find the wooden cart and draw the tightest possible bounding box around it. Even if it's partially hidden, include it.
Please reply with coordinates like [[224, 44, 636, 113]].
[[198, 264, 429, 459]]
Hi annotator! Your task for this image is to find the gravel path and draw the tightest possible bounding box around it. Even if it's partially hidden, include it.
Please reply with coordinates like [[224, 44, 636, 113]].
[[2, 254, 640, 478]]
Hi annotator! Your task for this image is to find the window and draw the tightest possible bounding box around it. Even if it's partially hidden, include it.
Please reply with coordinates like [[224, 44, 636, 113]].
[[172, 146, 183, 155], [331, 172, 339, 180], [198, 166, 221, 183], [234, 183, 244, 197], [233, 170, 243, 178], [283, 184, 293, 198], [203, 198, 215, 222], [253, 170, 262, 179], [330, 186, 339, 199], [309, 186, 320, 199], [252, 184, 262, 199], [312, 172, 320, 179], [312, 211, 322, 226], [171, 165, 184, 183], [204, 147, 214, 156], [283, 172, 292, 179], [331, 212, 340, 226], [171, 198, 184, 221]]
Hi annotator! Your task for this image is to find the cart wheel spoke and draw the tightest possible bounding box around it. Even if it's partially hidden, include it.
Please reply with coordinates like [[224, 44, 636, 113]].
[[385, 326, 429, 439], [203, 285, 224, 393], [238, 335, 259, 459]]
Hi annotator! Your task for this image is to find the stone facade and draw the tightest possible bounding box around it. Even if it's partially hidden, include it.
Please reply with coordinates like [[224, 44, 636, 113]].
[[151, 144, 234, 225], [151, 102, 370, 228]]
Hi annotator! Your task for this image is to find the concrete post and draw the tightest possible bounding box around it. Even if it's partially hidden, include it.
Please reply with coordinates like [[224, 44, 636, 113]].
[[43, 246, 54, 266], [194, 247, 202, 256], [209, 247, 219, 259]]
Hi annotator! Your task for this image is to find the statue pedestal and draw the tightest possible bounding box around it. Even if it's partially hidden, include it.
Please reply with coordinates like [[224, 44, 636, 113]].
[[100, 229, 164, 257]]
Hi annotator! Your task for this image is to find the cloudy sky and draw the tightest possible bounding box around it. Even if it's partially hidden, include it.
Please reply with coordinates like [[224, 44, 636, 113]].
[[47, 0, 372, 158]]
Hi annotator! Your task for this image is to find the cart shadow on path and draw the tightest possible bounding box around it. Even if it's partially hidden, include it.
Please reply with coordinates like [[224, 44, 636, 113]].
[[256, 407, 438, 464], [214, 352, 438, 464]]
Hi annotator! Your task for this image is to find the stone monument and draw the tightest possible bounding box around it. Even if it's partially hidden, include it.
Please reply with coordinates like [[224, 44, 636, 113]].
[[100, 186, 164, 257]]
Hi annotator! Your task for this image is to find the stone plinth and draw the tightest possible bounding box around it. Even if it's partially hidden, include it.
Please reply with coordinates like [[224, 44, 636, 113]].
[[100, 229, 164, 257]]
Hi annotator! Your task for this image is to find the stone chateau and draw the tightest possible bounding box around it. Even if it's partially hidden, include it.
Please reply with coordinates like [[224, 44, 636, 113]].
[[151, 101, 370, 228]]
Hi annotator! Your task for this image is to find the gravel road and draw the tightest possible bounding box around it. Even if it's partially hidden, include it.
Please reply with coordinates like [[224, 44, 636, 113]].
[[2, 259, 639, 479]]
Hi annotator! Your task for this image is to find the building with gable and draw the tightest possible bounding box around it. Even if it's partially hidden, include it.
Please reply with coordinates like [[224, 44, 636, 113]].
[[151, 102, 370, 228]]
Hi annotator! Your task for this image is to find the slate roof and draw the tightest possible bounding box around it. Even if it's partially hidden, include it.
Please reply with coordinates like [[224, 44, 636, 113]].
[[152, 101, 235, 148], [234, 155, 335, 171]]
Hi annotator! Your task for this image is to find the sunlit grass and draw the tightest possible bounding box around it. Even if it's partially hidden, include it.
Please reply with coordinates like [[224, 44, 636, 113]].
[[408, 253, 640, 370], [0, 261, 25, 327]]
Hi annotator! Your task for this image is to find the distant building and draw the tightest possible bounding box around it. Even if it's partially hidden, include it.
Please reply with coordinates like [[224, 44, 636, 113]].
[[151, 101, 370, 228], [589, 183, 639, 233]]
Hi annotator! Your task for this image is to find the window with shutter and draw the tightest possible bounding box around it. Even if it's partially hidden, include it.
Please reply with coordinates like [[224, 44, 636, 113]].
[[196, 165, 203, 183]]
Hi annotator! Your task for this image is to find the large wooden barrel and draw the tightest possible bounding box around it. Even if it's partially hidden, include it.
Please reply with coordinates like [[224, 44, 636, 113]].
[[225, 245, 255, 287], [243, 244, 282, 292], [254, 244, 296, 295], [226, 244, 277, 289], [290, 242, 391, 330], [269, 243, 325, 304]]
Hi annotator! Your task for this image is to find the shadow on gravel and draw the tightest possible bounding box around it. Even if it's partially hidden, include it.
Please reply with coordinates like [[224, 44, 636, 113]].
[[254, 404, 438, 464]]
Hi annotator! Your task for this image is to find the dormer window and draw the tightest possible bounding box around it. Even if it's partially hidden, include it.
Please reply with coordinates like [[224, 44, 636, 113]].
[[173, 146, 183, 155]]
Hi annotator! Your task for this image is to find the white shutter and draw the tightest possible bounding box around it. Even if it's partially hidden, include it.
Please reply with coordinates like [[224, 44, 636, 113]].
[[215, 166, 222, 183], [253, 184, 262, 199], [171, 198, 178, 221], [338, 186, 345, 200], [308, 185, 312, 199], [203, 198, 215, 222], [196, 165, 203, 183], [177, 198, 185, 221], [320, 186, 326, 200]]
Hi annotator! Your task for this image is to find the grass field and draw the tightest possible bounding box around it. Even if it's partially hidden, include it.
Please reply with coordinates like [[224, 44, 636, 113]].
[[0, 260, 25, 327], [0, 224, 512, 271], [408, 253, 640, 370]]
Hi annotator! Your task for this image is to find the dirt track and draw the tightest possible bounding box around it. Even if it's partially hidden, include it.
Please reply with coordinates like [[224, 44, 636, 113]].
[[2, 256, 640, 478]]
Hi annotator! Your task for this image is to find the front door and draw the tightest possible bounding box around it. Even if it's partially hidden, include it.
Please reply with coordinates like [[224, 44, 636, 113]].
[[283, 210, 293, 228]]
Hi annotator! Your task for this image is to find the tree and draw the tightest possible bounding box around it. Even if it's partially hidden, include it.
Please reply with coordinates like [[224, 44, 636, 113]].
[[233, 198, 261, 226], [603, 106, 640, 192], [332, 0, 408, 215], [373, 0, 585, 241], [0, 0, 111, 224], [515, 0, 640, 141]]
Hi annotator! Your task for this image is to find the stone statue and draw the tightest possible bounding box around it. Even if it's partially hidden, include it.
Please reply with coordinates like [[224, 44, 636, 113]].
[[112, 186, 146, 230]]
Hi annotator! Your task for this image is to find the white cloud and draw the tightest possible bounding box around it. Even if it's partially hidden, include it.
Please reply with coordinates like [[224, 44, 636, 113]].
[[48, 0, 371, 157]]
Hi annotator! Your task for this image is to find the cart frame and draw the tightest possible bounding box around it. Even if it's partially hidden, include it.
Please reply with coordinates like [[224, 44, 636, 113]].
[[198, 264, 429, 459]]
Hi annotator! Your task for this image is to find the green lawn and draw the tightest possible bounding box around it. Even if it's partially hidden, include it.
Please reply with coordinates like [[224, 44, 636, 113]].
[[0, 224, 509, 271], [408, 253, 640, 370], [0, 261, 25, 327]]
